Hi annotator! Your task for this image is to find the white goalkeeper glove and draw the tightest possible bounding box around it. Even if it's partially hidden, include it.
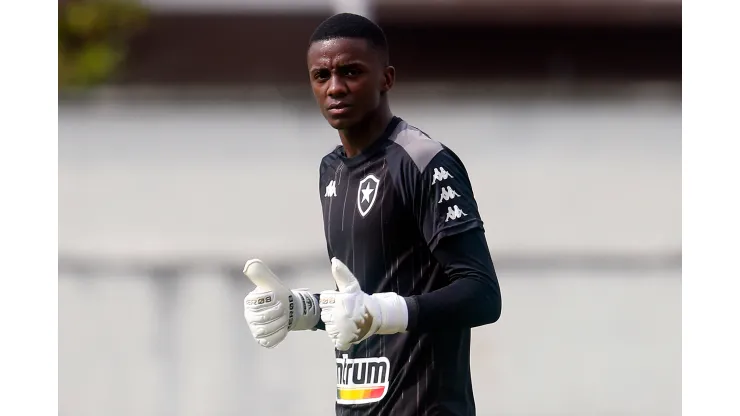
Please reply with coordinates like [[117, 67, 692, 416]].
[[243, 259, 320, 348], [319, 258, 408, 351]]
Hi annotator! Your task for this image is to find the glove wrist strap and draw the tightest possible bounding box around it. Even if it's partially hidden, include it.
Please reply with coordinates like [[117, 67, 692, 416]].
[[288, 289, 321, 331], [372, 292, 408, 335]]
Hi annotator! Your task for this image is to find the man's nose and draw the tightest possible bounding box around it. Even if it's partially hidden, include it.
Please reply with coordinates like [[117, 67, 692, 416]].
[[327, 75, 348, 97]]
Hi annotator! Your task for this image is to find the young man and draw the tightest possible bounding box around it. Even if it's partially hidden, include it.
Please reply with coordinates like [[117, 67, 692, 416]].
[[243, 13, 502, 416]]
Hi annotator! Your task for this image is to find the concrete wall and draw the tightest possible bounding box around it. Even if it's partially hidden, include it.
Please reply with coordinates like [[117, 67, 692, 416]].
[[59, 89, 681, 265]]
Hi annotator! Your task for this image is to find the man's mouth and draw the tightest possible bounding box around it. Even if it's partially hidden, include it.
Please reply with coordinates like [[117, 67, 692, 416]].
[[327, 103, 352, 115]]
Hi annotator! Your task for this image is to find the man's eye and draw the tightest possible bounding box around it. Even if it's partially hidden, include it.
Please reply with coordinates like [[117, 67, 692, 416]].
[[314, 70, 330, 80]]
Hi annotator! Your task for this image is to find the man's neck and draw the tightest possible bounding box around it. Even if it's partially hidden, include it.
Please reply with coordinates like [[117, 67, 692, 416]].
[[339, 107, 394, 158]]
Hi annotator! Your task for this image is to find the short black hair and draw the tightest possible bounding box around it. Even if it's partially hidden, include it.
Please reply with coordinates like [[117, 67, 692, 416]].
[[309, 13, 389, 62]]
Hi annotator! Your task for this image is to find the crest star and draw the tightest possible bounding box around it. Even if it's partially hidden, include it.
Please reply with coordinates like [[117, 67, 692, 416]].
[[361, 183, 374, 203]]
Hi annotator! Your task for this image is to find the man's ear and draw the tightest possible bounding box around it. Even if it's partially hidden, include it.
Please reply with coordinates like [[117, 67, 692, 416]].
[[381, 65, 395, 94]]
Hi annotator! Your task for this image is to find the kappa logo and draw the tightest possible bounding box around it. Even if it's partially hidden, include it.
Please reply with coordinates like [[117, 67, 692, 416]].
[[438, 186, 461, 203], [325, 180, 337, 197], [357, 174, 380, 217], [445, 205, 468, 222], [431, 167, 454, 184], [336, 355, 390, 405]]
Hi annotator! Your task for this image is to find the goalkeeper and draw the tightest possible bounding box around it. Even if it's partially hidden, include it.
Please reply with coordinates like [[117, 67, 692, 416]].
[[243, 12, 502, 416]]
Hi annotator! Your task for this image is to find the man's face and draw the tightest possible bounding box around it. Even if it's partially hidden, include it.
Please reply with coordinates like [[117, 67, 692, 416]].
[[307, 38, 393, 130]]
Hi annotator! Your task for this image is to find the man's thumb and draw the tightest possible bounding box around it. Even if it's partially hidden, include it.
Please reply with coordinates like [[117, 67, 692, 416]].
[[331, 258, 360, 292], [243, 259, 286, 290]]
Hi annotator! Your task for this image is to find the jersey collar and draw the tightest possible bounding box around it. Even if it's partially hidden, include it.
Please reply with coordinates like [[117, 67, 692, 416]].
[[337, 117, 402, 168]]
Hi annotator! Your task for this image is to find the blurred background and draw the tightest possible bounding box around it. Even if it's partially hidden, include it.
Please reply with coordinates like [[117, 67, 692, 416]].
[[58, 0, 681, 415]]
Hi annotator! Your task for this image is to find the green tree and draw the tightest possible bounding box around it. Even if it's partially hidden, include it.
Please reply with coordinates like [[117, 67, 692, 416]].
[[59, 0, 148, 90]]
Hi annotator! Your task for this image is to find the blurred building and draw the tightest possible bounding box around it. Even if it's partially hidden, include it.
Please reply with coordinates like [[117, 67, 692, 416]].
[[104, 0, 681, 87]]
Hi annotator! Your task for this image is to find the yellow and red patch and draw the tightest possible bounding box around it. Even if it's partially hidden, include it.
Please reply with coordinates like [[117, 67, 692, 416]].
[[337, 386, 386, 401]]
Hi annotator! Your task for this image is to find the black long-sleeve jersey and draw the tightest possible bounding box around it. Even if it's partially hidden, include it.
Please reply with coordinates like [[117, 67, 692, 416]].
[[318, 117, 501, 416]]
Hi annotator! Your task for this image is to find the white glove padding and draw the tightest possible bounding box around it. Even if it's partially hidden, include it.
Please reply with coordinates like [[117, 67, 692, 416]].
[[319, 258, 408, 351], [243, 259, 320, 348]]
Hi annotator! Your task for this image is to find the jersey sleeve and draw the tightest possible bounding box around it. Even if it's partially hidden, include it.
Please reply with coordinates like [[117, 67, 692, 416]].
[[409, 147, 484, 252], [404, 227, 501, 332]]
